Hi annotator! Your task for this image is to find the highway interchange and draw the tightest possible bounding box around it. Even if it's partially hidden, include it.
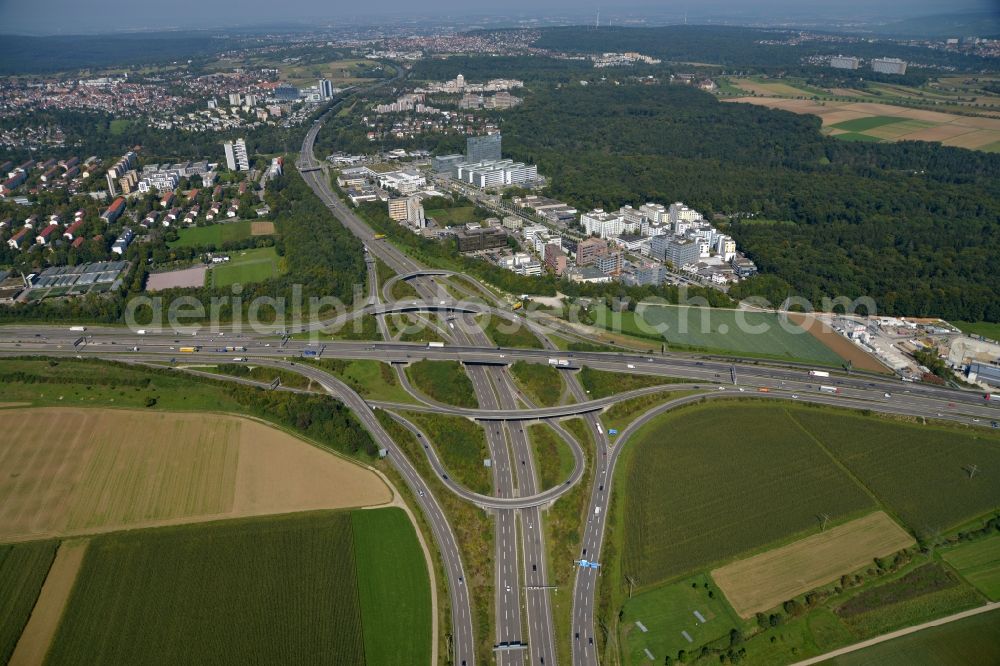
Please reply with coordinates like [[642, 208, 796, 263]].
[[3, 93, 998, 666]]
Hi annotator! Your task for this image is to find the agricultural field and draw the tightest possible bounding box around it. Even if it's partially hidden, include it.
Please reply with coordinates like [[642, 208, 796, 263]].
[[826, 609, 1000, 666], [942, 533, 1000, 601], [351, 509, 432, 666], [145, 265, 208, 291], [528, 423, 575, 491], [168, 220, 269, 249], [45, 509, 429, 665], [620, 403, 875, 585], [594, 304, 845, 364], [620, 573, 743, 666], [725, 96, 1000, 151], [509, 361, 563, 407], [0, 541, 58, 664], [0, 407, 390, 542], [402, 411, 492, 495], [579, 365, 689, 399], [790, 410, 1000, 532], [405, 360, 478, 408], [209, 246, 283, 287], [712, 512, 914, 617]]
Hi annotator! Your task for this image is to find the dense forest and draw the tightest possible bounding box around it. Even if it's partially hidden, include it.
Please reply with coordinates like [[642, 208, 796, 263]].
[[531, 26, 994, 72], [0, 109, 306, 166], [499, 82, 1000, 321], [0, 32, 234, 75]]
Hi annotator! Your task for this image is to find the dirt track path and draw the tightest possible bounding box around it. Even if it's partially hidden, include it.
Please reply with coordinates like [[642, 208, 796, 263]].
[[9, 539, 89, 666]]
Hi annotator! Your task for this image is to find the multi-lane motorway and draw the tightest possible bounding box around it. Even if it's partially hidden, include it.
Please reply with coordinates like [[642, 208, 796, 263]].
[[3, 89, 997, 666]]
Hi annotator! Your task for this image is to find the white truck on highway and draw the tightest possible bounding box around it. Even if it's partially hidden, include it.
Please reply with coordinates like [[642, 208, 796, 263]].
[[427, 341, 445, 348], [547, 358, 570, 367], [809, 370, 830, 378], [819, 385, 841, 394], [69, 326, 87, 332]]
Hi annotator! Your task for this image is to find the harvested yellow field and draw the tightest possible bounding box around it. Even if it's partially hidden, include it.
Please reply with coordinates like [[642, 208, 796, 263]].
[[724, 97, 1000, 150], [251, 220, 275, 235], [712, 511, 914, 617], [0, 408, 391, 541]]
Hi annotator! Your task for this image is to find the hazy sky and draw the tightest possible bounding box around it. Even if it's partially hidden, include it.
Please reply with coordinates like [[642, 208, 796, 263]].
[[0, 0, 995, 34]]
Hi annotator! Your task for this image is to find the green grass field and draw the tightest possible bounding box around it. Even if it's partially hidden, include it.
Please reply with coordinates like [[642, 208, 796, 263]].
[[827, 608, 1000, 666], [352, 509, 432, 665], [600, 390, 696, 435], [168, 221, 262, 249], [953, 320, 1000, 341], [210, 247, 281, 287], [0, 541, 59, 664], [942, 533, 1000, 601], [598, 304, 844, 364], [620, 574, 742, 665], [790, 410, 1000, 533], [403, 411, 492, 495], [308, 358, 416, 404], [480, 315, 544, 349], [834, 132, 883, 142], [509, 361, 563, 407], [48, 513, 366, 665], [406, 360, 478, 408], [579, 366, 690, 400], [621, 403, 875, 585], [426, 206, 481, 226], [831, 116, 907, 132], [528, 423, 575, 491]]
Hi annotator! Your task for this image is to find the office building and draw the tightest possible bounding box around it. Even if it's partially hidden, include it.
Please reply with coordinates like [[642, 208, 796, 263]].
[[652, 235, 700, 267], [456, 227, 506, 252], [432, 154, 465, 173], [454, 160, 537, 189], [388, 196, 425, 227], [467, 133, 502, 163], [544, 243, 568, 276], [830, 55, 860, 70], [228, 93, 242, 106], [319, 79, 334, 100], [576, 236, 609, 266], [595, 251, 623, 276], [581, 209, 625, 238], [224, 139, 250, 172], [871, 58, 908, 75]]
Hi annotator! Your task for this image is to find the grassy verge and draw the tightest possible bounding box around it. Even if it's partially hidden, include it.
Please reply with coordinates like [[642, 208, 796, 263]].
[[326, 314, 381, 341], [386, 314, 446, 344], [401, 411, 492, 495], [549, 417, 596, 666], [406, 360, 478, 408], [196, 363, 312, 389], [579, 365, 692, 399], [510, 361, 563, 407], [479, 314, 544, 349], [305, 358, 416, 403], [600, 390, 697, 435], [375, 411, 495, 664], [391, 279, 420, 301], [528, 423, 576, 491]]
